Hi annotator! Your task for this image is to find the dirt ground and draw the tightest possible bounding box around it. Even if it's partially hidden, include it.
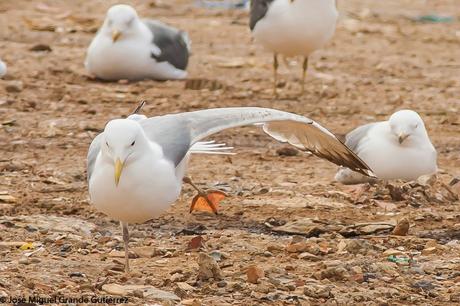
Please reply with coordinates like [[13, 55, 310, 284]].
[[1, 0, 459, 305]]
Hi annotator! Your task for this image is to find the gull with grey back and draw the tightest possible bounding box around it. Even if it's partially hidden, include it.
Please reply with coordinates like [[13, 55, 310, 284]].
[[250, 0, 338, 95], [335, 110, 437, 184], [85, 4, 190, 81], [87, 107, 372, 273]]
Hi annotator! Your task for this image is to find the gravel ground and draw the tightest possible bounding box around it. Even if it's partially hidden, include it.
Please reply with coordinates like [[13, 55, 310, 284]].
[[0, 0, 459, 305]]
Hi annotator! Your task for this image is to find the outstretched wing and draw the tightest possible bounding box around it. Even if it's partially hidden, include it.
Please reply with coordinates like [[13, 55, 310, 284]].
[[140, 107, 373, 176]]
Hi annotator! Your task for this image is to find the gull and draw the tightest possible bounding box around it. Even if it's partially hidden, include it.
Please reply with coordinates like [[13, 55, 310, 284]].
[[0, 59, 6, 78], [85, 4, 190, 81], [87, 106, 372, 272], [249, 0, 338, 95], [335, 110, 438, 184]]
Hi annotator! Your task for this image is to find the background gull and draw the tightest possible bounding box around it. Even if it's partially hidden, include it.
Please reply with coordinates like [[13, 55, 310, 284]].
[[85, 4, 190, 81], [335, 110, 438, 184], [250, 0, 338, 95], [0, 59, 6, 78], [87, 106, 372, 272]]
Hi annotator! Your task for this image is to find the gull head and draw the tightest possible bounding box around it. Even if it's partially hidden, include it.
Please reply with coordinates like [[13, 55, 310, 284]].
[[102, 119, 145, 186], [388, 110, 425, 145], [103, 4, 140, 43]]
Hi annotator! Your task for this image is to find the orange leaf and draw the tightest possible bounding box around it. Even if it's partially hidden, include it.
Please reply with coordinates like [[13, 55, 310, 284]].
[[190, 191, 226, 214]]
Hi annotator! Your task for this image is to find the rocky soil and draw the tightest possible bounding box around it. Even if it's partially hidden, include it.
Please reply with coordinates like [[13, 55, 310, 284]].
[[1, 0, 459, 305]]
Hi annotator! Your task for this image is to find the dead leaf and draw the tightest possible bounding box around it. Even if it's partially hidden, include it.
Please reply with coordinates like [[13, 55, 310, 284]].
[[187, 236, 205, 251]]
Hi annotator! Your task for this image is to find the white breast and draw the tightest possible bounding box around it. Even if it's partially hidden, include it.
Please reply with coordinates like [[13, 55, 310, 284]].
[[252, 0, 338, 56], [89, 146, 181, 224]]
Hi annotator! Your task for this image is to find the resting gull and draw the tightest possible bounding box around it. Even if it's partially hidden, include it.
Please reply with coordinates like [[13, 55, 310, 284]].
[[250, 0, 338, 95], [85, 4, 190, 81], [335, 110, 438, 184], [87, 106, 372, 272]]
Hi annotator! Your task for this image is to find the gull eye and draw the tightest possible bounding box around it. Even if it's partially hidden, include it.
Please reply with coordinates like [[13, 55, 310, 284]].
[[131, 140, 135, 146]]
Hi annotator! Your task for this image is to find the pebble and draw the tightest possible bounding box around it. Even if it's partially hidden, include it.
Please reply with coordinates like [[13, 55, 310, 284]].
[[304, 284, 333, 299], [5, 81, 23, 93], [247, 265, 265, 284], [412, 280, 435, 291], [263, 251, 273, 257], [197, 253, 223, 281], [18, 257, 29, 265], [217, 281, 227, 288]]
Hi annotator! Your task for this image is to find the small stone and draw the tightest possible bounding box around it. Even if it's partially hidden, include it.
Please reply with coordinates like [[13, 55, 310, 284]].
[[263, 251, 273, 257], [132, 289, 144, 298], [29, 44, 52, 52], [298, 252, 321, 261], [5, 81, 23, 93], [170, 273, 185, 282], [247, 265, 265, 284], [421, 247, 437, 255], [412, 280, 435, 291], [304, 284, 333, 299], [197, 253, 222, 281], [276, 147, 299, 156], [392, 218, 409, 236], [417, 174, 437, 186], [181, 299, 201, 306], [217, 281, 227, 288], [132, 246, 157, 258], [176, 282, 195, 292], [102, 284, 127, 296], [267, 243, 284, 252], [18, 257, 29, 265], [450, 293, 460, 302], [314, 266, 348, 281], [209, 250, 223, 262], [383, 249, 405, 256]]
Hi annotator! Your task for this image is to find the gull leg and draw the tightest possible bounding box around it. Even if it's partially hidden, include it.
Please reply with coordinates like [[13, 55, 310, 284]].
[[183, 177, 226, 215], [121, 221, 130, 273], [273, 53, 279, 97], [301, 56, 308, 95]]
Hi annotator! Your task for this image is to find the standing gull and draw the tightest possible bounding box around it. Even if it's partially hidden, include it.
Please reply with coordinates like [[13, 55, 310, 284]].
[[85, 4, 190, 81], [250, 0, 338, 95], [335, 110, 438, 184], [88, 106, 372, 273]]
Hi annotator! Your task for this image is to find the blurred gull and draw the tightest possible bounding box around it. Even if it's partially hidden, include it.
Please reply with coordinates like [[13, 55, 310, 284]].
[[87, 105, 372, 272], [335, 110, 438, 184], [85, 4, 190, 81], [0, 59, 6, 78], [250, 0, 338, 95]]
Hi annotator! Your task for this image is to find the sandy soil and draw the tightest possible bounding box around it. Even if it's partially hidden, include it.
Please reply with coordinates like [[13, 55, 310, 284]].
[[0, 0, 459, 305]]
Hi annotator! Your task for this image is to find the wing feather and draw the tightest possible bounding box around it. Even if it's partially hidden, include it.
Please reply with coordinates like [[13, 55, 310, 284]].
[[140, 107, 373, 176]]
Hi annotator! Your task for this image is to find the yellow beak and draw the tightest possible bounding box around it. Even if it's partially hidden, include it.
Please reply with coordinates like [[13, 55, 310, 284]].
[[398, 133, 409, 144], [112, 30, 122, 42], [114, 158, 124, 186]]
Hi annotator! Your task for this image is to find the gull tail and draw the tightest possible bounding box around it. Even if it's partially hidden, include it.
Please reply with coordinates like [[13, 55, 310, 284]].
[[189, 141, 234, 155]]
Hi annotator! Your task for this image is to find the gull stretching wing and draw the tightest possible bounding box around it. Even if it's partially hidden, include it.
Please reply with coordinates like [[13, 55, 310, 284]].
[[139, 107, 372, 175], [87, 106, 373, 273]]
